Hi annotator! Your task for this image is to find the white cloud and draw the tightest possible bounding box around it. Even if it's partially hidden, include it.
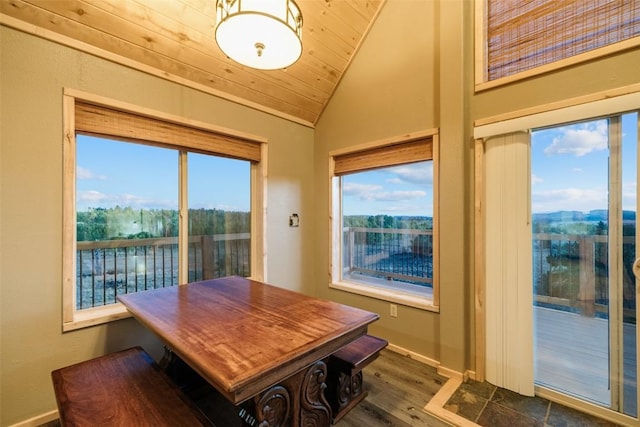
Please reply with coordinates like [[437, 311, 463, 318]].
[[532, 187, 607, 213], [343, 182, 425, 202], [77, 190, 176, 210], [543, 121, 607, 157], [531, 174, 543, 185], [78, 190, 108, 203], [369, 190, 427, 202], [77, 166, 106, 180], [386, 164, 433, 186], [380, 204, 430, 213], [343, 182, 383, 196]]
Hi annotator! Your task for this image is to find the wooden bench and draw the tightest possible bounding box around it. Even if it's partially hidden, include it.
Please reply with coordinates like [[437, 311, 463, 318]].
[[51, 346, 213, 426], [325, 334, 388, 423]]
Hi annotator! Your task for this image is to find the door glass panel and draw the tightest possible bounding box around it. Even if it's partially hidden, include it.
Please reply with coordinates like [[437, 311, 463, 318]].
[[531, 114, 638, 416], [532, 119, 611, 406], [621, 112, 638, 417], [187, 153, 251, 282], [532, 114, 638, 417]]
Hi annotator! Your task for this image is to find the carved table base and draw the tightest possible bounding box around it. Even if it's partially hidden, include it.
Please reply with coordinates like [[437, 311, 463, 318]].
[[162, 348, 332, 427], [241, 360, 331, 427], [325, 370, 366, 424]]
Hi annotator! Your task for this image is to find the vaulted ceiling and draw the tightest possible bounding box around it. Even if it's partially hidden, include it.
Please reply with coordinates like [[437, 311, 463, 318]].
[[1, 0, 386, 127]]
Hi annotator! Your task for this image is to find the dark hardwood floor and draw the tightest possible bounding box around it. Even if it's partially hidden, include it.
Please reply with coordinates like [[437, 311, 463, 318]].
[[42, 347, 624, 426], [184, 348, 452, 426], [336, 349, 452, 426]]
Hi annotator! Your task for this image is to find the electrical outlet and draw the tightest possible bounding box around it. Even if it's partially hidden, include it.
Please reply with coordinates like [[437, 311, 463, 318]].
[[390, 304, 398, 318]]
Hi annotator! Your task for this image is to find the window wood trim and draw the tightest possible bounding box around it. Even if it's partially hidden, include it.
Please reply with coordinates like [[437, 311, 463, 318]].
[[62, 88, 267, 331], [474, 97, 640, 417], [65, 88, 267, 146], [329, 129, 440, 310], [75, 102, 262, 162], [474, 138, 486, 383], [333, 138, 433, 176], [474, 83, 640, 138]]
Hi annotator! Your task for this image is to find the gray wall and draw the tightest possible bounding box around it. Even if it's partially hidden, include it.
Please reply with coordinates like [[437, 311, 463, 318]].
[[0, 26, 314, 425], [2, 0, 639, 424], [314, 0, 639, 379]]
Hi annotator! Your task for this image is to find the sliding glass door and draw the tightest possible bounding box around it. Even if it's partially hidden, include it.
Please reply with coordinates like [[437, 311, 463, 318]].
[[532, 112, 638, 417]]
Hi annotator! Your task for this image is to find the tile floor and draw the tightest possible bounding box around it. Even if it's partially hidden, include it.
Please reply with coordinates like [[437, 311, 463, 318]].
[[444, 379, 624, 426]]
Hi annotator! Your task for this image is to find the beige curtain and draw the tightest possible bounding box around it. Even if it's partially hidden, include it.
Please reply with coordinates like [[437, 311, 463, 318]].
[[484, 131, 534, 396]]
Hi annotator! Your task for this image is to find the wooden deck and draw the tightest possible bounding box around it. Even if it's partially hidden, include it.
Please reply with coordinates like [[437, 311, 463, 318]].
[[535, 306, 637, 417]]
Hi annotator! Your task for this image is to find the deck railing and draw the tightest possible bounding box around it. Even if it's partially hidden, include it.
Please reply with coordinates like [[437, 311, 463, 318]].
[[76, 233, 250, 309], [77, 229, 636, 323], [342, 228, 635, 321], [533, 233, 636, 320], [342, 227, 433, 286]]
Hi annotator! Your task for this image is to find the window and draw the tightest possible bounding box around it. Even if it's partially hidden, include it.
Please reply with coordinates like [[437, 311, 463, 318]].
[[476, 0, 640, 87], [63, 90, 266, 330], [329, 131, 439, 311]]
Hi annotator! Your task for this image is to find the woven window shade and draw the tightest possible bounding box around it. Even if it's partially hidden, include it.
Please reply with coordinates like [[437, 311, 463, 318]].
[[75, 101, 261, 162], [333, 138, 432, 176], [487, 0, 640, 81]]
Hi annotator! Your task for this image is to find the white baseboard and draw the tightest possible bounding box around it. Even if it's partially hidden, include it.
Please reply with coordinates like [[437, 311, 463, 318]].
[[385, 342, 440, 368], [424, 377, 481, 427], [385, 342, 479, 426], [386, 342, 466, 381], [8, 410, 58, 427]]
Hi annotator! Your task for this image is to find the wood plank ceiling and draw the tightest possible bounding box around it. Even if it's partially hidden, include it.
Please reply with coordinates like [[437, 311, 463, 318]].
[[1, 0, 386, 127]]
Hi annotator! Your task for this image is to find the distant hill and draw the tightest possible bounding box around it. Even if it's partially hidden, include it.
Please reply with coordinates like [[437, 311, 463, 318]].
[[533, 210, 636, 222]]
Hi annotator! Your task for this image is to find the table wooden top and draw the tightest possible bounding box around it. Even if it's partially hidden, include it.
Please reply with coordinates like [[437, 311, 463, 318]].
[[118, 276, 379, 404]]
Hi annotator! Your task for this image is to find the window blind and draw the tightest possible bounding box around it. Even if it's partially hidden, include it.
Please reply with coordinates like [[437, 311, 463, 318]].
[[75, 101, 262, 162], [484, 131, 534, 396], [487, 0, 640, 81], [333, 137, 433, 176]]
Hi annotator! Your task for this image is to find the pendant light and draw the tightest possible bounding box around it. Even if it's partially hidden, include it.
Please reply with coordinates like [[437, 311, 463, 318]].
[[215, 0, 303, 70]]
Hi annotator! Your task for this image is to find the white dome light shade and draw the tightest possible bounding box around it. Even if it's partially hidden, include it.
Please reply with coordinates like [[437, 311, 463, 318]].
[[215, 0, 303, 70]]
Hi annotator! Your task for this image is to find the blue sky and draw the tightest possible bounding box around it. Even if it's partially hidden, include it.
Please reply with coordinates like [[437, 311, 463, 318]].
[[531, 112, 638, 214], [77, 134, 433, 217], [78, 112, 638, 217], [342, 162, 434, 217], [76, 135, 250, 212]]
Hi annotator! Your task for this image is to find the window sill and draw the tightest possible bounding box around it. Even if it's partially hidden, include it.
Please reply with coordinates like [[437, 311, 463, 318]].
[[63, 303, 132, 332], [330, 279, 439, 313]]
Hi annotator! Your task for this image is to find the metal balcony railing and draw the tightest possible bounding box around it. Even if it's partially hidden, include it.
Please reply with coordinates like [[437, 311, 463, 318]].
[[77, 228, 636, 324], [342, 227, 433, 287], [76, 233, 250, 309], [341, 227, 635, 323]]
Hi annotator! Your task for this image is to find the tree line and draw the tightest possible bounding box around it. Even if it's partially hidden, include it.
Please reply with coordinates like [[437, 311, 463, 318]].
[[77, 207, 250, 241], [77, 210, 433, 242], [344, 214, 433, 230]]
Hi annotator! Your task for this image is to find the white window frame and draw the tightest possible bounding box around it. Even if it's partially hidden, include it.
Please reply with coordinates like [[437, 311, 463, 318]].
[[329, 130, 440, 312], [62, 88, 267, 331], [474, 0, 640, 92]]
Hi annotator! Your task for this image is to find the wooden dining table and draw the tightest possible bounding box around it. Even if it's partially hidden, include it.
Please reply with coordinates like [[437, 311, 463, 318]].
[[117, 276, 379, 427]]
